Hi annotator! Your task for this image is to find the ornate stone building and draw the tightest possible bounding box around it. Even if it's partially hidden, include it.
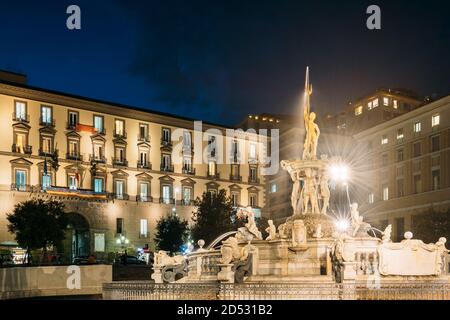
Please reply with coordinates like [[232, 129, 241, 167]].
[[0, 71, 265, 261]]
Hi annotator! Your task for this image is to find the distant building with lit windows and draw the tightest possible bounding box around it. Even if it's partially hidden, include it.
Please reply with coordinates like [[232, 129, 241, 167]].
[[354, 94, 450, 241], [0, 70, 265, 261]]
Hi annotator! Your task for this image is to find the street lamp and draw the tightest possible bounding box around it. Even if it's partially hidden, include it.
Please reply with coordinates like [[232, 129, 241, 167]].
[[329, 162, 351, 208], [116, 235, 130, 255]]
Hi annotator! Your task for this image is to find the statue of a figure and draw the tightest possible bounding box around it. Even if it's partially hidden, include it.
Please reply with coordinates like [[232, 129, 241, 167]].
[[350, 203, 366, 237], [278, 223, 288, 239], [237, 206, 262, 240], [303, 168, 320, 213], [302, 68, 320, 160], [290, 171, 302, 215], [265, 220, 277, 241], [313, 224, 323, 238], [220, 237, 241, 264], [319, 172, 330, 215], [382, 225, 392, 243]]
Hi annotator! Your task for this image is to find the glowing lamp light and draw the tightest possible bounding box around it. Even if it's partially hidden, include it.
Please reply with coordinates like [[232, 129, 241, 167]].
[[116, 239, 121, 244], [336, 219, 349, 232], [329, 163, 350, 183]]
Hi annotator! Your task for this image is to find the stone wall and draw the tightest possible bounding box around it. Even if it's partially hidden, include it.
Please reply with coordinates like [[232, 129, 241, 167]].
[[0, 264, 112, 299]]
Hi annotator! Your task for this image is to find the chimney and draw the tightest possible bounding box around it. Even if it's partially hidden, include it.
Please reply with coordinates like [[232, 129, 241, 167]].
[[0, 70, 27, 85]]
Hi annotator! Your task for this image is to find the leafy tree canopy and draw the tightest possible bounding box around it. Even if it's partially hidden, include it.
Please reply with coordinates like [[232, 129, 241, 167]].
[[154, 213, 189, 254], [413, 209, 450, 243]]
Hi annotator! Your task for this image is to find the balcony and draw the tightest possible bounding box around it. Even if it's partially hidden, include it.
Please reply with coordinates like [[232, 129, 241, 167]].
[[136, 195, 153, 202], [112, 193, 130, 201], [44, 186, 108, 200], [160, 139, 172, 148], [181, 199, 195, 206], [137, 161, 152, 170], [11, 144, 32, 155], [160, 164, 174, 173], [112, 157, 128, 167], [248, 177, 260, 184], [39, 148, 56, 157], [66, 152, 83, 161], [39, 117, 56, 127], [182, 167, 196, 175], [66, 122, 78, 130], [159, 197, 175, 204], [207, 172, 220, 180], [89, 154, 106, 164], [230, 174, 242, 182], [138, 134, 150, 143], [10, 184, 33, 192], [113, 130, 127, 139], [94, 127, 106, 135], [12, 112, 30, 123]]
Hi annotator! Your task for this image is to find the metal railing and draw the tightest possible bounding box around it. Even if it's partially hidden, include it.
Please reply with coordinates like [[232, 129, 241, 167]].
[[39, 117, 56, 127], [137, 161, 151, 169], [160, 164, 174, 172], [11, 144, 32, 154], [12, 112, 30, 123], [102, 281, 450, 300], [90, 154, 106, 163], [66, 152, 83, 161], [112, 157, 128, 167]]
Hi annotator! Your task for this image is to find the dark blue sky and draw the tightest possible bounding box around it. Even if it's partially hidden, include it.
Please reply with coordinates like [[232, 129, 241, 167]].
[[1, 0, 449, 125]]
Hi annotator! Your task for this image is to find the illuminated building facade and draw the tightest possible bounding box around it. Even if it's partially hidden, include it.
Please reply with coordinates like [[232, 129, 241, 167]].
[[0, 71, 265, 260]]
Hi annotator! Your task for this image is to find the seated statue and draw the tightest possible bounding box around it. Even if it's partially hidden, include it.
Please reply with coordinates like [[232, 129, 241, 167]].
[[265, 220, 277, 241]]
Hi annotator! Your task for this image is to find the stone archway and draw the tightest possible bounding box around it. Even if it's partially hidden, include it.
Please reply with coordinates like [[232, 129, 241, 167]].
[[61, 212, 90, 263]]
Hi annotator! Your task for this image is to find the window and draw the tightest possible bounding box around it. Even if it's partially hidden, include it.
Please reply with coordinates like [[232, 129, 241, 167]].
[[140, 182, 149, 201], [183, 187, 192, 204], [42, 174, 51, 190], [139, 151, 148, 167], [162, 154, 171, 170], [354, 106, 363, 116], [139, 124, 148, 140], [413, 174, 422, 194], [15, 101, 26, 120], [396, 128, 404, 140], [431, 135, 440, 152], [396, 149, 403, 162], [115, 180, 124, 198], [94, 178, 103, 193], [208, 136, 216, 156], [115, 147, 125, 162], [383, 97, 389, 106], [231, 164, 240, 178], [372, 98, 379, 108], [432, 114, 440, 127], [271, 183, 277, 193], [183, 157, 192, 172], [94, 115, 104, 133], [413, 121, 421, 133], [162, 128, 171, 143], [367, 101, 373, 110], [368, 193, 374, 204], [41, 106, 52, 124], [381, 135, 388, 145], [68, 175, 77, 190], [94, 143, 103, 160], [162, 185, 171, 204], [183, 131, 191, 148], [69, 141, 78, 156], [393, 100, 398, 109], [231, 193, 239, 207], [208, 161, 216, 176], [249, 167, 257, 182], [68, 111, 78, 127], [41, 137, 52, 154], [397, 179, 404, 197], [382, 184, 389, 201], [116, 218, 124, 235], [413, 142, 421, 158], [395, 218, 404, 242], [431, 169, 440, 191], [249, 194, 258, 207], [115, 119, 125, 136], [249, 143, 257, 160], [15, 170, 26, 191], [140, 219, 148, 237]]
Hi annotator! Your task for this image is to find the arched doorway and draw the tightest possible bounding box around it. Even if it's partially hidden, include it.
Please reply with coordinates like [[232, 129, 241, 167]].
[[62, 213, 90, 263]]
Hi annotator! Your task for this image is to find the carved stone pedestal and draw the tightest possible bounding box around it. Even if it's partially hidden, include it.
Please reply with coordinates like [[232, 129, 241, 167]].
[[342, 262, 357, 281], [217, 264, 235, 283], [151, 267, 163, 283]]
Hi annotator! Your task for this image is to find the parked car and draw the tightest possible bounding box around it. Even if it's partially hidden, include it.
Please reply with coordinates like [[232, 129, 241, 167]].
[[118, 255, 147, 265]]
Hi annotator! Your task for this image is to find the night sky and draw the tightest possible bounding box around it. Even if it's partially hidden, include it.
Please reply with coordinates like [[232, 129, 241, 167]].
[[0, 0, 449, 126]]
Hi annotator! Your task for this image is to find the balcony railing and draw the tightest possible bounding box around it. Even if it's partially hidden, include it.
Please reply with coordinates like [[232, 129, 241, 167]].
[[160, 164, 174, 172], [12, 112, 30, 123], [136, 195, 153, 202], [112, 193, 130, 201], [66, 122, 78, 130], [207, 172, 220, 179], [159, 197, 175, 204], [113, 130, 127, 139], [39, 148, 56, 157], [89, 154, 106, 164], [182, 167, 196, 175], [248, 177, 260, 184], [160, 139, 172, 147], [112, 157, 128, 167], [94, 127, 106, 135], [10, 184, 33, 192], [181, 199, 195, 206], [39, 117, 56, 127], [44, 186, 108, 199], [230, 174, 242, 182], [11, 144, 32, 155], [138, 134, 150, 142], [66, 152, 83, 161], [137, 161, 152, 170]]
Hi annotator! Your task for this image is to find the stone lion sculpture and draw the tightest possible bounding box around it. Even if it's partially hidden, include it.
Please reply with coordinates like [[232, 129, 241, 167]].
[[154, 250, 185, 267], [220, 236, 242, 264]]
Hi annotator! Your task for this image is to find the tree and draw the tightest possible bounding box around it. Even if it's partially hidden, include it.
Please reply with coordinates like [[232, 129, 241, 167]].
[[413, 209, 450, 243], [154, 213, 189, 254], [7, 199, 67, 264], [191, 189, 238, 246]]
